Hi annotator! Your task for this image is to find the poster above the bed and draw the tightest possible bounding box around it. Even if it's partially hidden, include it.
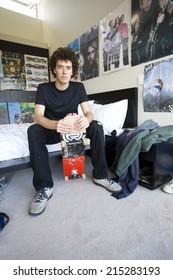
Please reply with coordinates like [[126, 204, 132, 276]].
[[143, 56, 173, 112], [100, 0, 130, 74], [24, 54, 49, 91], [66, 38, 80, 81], [0, 51, 26, 90], [131, 0, 173, 66], [79, 24, 99, 81]]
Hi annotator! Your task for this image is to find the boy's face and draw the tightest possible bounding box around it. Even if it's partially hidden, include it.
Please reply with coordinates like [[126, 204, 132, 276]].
[[54, 59, 73, 84]]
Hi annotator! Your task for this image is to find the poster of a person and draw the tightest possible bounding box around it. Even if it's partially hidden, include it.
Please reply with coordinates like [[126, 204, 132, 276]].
[[131, 0, 173, 66], [144, 57, 173, 112], [80, 25, 99, 81], [100, 0, 129, 73]]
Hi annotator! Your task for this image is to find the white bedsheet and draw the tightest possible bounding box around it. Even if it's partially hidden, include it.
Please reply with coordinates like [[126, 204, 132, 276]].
[[0, 124, 61, 161]]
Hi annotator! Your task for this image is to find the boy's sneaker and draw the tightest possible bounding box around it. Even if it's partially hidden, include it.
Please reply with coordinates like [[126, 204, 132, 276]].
[[162, 179, 173, 194], [29, 187, 53, 216], [93, 178, 122, 193], [0, 177, 8, 188]]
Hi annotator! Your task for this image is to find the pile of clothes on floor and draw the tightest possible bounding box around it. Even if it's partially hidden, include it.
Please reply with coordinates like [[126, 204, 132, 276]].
[[111, 120, 173, 199]]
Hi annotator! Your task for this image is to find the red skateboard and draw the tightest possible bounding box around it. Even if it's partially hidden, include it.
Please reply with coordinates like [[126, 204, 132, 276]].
[[60, 115, 88, 181]]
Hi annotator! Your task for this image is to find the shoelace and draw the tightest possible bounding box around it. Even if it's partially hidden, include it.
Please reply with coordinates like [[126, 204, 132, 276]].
[[34, 191, 48, 202], [105, 178, 114, 185]]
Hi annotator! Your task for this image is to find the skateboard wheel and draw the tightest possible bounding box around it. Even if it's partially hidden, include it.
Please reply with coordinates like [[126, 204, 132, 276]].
[[64, 176, 69, 181], [61, 140, 66, 148], [82, 173, 86, 179], [83, 138, 89, 145]]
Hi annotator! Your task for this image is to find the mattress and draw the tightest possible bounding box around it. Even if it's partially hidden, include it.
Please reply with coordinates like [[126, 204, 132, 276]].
[[0, 123, 61, 161]]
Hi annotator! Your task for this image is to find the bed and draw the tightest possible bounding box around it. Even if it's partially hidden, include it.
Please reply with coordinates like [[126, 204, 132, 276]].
[[0, 87, 138, 175]]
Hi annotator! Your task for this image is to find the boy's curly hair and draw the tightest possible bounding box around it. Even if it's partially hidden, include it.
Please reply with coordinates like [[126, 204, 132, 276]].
[[49, 47, 79, 79]]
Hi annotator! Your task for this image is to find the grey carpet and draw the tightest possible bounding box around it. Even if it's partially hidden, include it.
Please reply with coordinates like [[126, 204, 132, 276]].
[[0, 156, 173, 260]]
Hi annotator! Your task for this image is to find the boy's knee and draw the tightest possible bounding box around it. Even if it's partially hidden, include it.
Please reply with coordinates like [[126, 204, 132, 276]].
[[90, 120, 103, 131], [27, 124, 40, 138], [88, 121, 104, 137]]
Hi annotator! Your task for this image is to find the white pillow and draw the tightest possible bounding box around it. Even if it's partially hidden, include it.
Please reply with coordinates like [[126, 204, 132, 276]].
[[90, 99, 128, 135], [78, 100, 95, 116]]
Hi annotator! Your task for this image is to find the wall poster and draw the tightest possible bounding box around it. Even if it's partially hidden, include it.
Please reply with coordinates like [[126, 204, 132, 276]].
[[24, 55, 49, 91], [80, 24, 99, 81], [66, 38, 80, 80], [100, 0, 130, 73], [67, 38, 80, 60], [131, 0, 173, 66], [143, 57, 173, 112], [0, 51, 25, 90]]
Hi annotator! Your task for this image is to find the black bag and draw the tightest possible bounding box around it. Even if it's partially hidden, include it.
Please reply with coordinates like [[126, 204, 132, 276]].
[[0, 212, 9, 232]]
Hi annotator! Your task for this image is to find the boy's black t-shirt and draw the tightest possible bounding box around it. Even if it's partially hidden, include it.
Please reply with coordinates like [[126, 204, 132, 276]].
[[35, 81, 89, 120]]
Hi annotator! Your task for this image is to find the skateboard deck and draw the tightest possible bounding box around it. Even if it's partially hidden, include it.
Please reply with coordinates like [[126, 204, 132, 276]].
[[60, 115, 88, 181]]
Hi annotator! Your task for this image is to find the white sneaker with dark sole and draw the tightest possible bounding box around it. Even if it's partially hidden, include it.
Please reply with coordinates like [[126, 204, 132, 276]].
[[93, 178, 122, 193], [29, 187, 53, 216], [162, 179, 173, 194], [0, 177, 8, 188]]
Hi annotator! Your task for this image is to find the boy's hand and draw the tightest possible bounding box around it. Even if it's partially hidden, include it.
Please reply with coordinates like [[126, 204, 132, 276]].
[[56, 117, 74, 134], [74, 116, 89, 131], [56, 114, 89, 134]]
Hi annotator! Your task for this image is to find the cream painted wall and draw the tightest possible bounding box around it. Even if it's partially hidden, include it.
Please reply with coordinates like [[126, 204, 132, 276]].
[[38, 0, 123, 50], [0, 7, 47, 48], [0, 1, 172, 126]]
